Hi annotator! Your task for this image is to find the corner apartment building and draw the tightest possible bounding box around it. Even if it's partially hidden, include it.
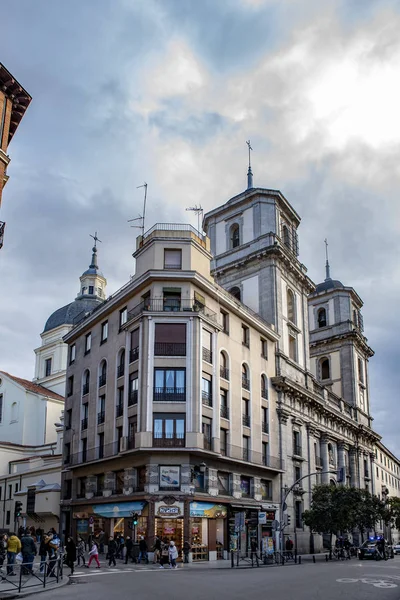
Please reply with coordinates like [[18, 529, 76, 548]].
[[374, 440, 400, 545], [61, 224, 282, 561]]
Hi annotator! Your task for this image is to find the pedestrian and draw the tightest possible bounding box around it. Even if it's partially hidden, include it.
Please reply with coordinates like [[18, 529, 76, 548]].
[[159, 539, 169, 569], [124, 536, 134, 564], [76, 537, 86, 567], [6, 532, 21, 576], [250, 538, 259, 567], [46, 532, 60, 578], [39, 536, 47, 573], [168, 541, 178, 569], [65, 537, 77, 575], [21, 529, 37, 574], [153, 536, 162, 564], [183, 540, 191, 564], [98, 530, 105, 554], [86, 541, 100, 569], [115, 534, 121, 559], [36, 528, 43, 544], [138, 536, 148, 564], [285, 537, 294, 559], [107, 537, 117, 567], [0, 534, 7, 580]]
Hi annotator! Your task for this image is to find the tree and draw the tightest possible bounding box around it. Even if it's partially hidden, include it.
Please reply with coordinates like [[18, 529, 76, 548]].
[[348, 489, 385, 542]]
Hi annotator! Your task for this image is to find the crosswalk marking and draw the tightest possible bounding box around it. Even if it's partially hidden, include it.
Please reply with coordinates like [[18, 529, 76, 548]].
[[70, 567, 181, 578]]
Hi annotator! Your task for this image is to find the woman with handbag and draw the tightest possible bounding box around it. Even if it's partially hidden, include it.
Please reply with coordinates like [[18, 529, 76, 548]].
[[159, 539, 169, 569]]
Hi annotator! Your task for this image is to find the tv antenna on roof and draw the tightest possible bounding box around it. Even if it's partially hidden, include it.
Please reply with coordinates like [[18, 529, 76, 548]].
[[186, 204, 203, 235], [128, 182, 148, 238]]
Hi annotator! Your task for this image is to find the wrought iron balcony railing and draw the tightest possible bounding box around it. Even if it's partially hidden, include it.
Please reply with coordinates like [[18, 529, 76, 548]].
[[220, 405, 229, 419], [202, 391, 213, 407], [154, 387, 185, 402], [242, 377, 250, 391], [129, 347, 139, 363], [220, 366, 229, 380], [128, 390, 138, 406], [82, 383, 89, 396], [154, 342, 186, 356], [202, 347, 213, 363], [153, 434, 185, 448], [117, 365, 125, 378], [116, 404, 124, 418], [97, 411, 105, 425]]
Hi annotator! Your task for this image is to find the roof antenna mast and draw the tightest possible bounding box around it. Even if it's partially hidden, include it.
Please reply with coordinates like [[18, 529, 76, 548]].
[[185, 204, 203, 235], [128, 182, 148, 239], [324, 238, 331, 281]]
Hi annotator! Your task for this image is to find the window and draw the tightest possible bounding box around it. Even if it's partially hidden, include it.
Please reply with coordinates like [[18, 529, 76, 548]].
[[262, 407, 269, 434], [85, 333, 92, 354], [8, 484, 12, 499], [119, 307, 128, 328], [45, 358, 52, 377], [220, 310, 229, 334], [155, 323, 186, 356], [116, 426, 123, 452], [282, 224, 290, 248], [117, 349, 125, 378], [261, 374, 268, 399], [242, 399, 250, 427], [128, 418, 137, 448], [262, 442, 269, 466], [69, 344, 76, 365], [287, 289, 295, 323], [295, 501, 302, 528], [261, 338, 268, 359], [317, 307, 327, 328], [115, 469, 124, 494], [78, 477, 86, 498], [66, 408, 72, 430], [202, 329, 213, 363], [230, 224, 240, 249], [358, 358, 364, 384], [320, 358, 330, 380], [220, 429, 228, 456], [242, 364, 250, 390], [164, 249, 182, 269], [82, 403, 88, 430], [0, 394, 3, 423], [202, 417, 212, 450], [293, 431, 301, 456], [98, 395, 105, 424], [243, 435, 250, 461], [130, 328, 140, 362], [202, 376, 212, 407], [89, 285, 94, 295], [154, 369, 185, 402], [64, 442, 71, 465], [220, 351, 229, 380], [101, 320, 108, 344], [294, 465, 302, 484], [163, 290, 181, 312], [99, 360, 107, 387], [218, 472, 230, 495], [0, 487, 2, 501], [96, 473, 104, 495], [229, 286, 241, 301], [242, 325, 250, 348], [116, 386, 124, 417], [288, 333, 297, 361], [220, 389, 229, 419], [67, 375, 74, 397], [98, 432, 105, 459], [240, 474, 251, 497], [260, 479, 272, 501], [11, 402, 18, 422], [128, 373, 138, 406], [153, 415, 185, 447], [82, 370, 90, 395], [6, 511, 10, 526]]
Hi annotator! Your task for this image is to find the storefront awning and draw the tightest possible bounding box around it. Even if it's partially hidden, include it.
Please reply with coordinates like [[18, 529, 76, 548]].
[[92, 501, 146, 518]]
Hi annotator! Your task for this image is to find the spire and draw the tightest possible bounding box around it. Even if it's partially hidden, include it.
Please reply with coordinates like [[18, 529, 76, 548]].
[[89, 231, 101, 271], [246, 140, 253, 189], [324, 238, 331, 281], [76, 232, 107, 301]]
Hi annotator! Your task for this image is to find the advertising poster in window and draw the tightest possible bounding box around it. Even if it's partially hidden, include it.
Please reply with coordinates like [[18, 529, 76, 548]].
[[159, 466, 180, 489]]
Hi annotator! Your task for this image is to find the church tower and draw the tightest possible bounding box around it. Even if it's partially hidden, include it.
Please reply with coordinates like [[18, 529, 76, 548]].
[[203, 163, 314, 385], [33, 238, 107, 395], [307, 249, 374, 422]]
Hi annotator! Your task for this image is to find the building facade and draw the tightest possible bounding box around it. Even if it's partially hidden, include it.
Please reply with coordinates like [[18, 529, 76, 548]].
[[61, 225, 282, 560], [0, 62, 31, 249], [374, 440, 400, 545]]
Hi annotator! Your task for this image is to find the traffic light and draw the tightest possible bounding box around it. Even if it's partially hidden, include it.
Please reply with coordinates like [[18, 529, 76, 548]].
[[284, 513, 291, 526], [14, 501, 23, 519], [132, 513, 138, 526]]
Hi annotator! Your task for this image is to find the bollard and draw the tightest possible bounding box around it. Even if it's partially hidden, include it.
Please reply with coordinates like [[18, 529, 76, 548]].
[[295, 550, 297, 564], [313, 555, 316, 563], [299, 555, 302, 564], [231, 552, 234, 568], [282, 553, 285, 566], [325, 554, 328, 562]]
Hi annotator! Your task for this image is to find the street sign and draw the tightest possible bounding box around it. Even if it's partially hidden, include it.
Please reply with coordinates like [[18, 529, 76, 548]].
[[259, 512, 267, 525], [89, 516, 94, 525]]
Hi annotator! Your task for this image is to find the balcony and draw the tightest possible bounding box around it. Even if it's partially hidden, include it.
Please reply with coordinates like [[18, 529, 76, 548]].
[[128, 390, 138, 406], [220, 405, 229, 419], [129, 347, 139, 363], [116, 404, 124, 418], [242, 377, 250, 391], [220, 366, 229, 381], [242, 448, 250, 462], [154, 342, 186, 356], [97, 411, 105, 425], [202, 347, 213, 364], [81, 417, 88, 431], [126, 298, 217, 324], [82, 384, 89, 396], [99, 375, 107, 387], [262, 421, 269, 434], [117, 365, 125, 378], [242, 415, 251, 427], [69, 441, 119, 465], [153, 435, 185, 448], [202, 391, 213, 407], [315, 456, 323, 468], [154, 387, 185, 402], [293, 444, 302, 457], [220, 444, 284, 470]]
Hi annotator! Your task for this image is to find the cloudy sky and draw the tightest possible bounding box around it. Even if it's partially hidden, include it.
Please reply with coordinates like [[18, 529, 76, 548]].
[[1, 0, 399, 454]]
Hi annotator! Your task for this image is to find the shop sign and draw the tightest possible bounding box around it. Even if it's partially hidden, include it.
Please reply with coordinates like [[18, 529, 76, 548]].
[[259, 512, 267, 525], [73, 512, 89, 519], [155, 501, 184, 518], [159, 466, 180, 490], [92, 501, 146, 518], [189, 502, 227, 519]]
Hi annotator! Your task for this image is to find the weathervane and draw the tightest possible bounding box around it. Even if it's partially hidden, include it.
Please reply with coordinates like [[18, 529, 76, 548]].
[[128, 182, 148, 239], [246, 140, 253, 189]]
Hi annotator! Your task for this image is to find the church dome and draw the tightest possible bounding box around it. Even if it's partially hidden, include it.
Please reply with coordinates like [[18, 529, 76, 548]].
[[43, 297, 101, 333], [314, 278, 344, 294]]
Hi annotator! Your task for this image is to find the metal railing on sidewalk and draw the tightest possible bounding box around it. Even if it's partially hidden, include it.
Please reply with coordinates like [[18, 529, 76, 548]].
[[0, 555, 63, 594]]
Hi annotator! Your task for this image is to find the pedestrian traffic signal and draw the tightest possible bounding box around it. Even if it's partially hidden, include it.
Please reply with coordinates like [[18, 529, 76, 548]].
[[132, 513, 138, 526], [14, 500, 23, 519]]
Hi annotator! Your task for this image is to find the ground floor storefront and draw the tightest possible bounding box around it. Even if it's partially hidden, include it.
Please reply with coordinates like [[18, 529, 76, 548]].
[[65, 497, 280, 561]]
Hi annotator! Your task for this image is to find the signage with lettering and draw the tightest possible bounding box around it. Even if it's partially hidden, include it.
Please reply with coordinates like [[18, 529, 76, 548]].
[[155, 501, 184, 518]]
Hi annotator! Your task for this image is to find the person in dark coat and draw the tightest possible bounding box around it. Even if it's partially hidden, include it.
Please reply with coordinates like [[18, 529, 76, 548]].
[[124, 536, 134, 564], [65, 537, 77, 574], [39, 537, 48, 573], [138, 537, 148, 564], [107, 537, 117, 567], [183, 540, 191, 564], [21, 530, 37, 574]]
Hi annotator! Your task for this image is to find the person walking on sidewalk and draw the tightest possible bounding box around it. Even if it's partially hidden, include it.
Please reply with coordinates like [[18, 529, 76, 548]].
[[21, 530, 37, 574], [6, 532, 21, 576], [107, 537, 117, 567], [39, 537, 47, 573], [86, 541, 100, 569], [250, 538, 259, 567], [124, 536, 134, 564], [46, 532, 60, 578], [138, 536, 148, 564], [153, 536, 162, 564], [77, 537, 86, 567], [65, 537, 77, 575], [159, 539, 169, 568], [183, 541, 191, 564], [168, 541, 178, 569]]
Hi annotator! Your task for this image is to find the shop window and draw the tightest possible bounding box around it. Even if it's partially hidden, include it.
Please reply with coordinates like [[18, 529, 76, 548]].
[[155, 323, 186, 356]]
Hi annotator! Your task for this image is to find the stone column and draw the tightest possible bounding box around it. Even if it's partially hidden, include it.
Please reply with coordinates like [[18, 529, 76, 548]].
[[253, 477, 261, 501], [358, 450, 365, 489], [349, 447, 358, 487], [337, 443, 348, 484], [146, 463, 159, 493], [232, 473, 242, 499], [85, 476, 97, 499], [370, 453, 376, 495], [208, 468, 219, 497], [103, 471, 116, 497], [321, 435, 330, 484], [123, 467, 137, 495]]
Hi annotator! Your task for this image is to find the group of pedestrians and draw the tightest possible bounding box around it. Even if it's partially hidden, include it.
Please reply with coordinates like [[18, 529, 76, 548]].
[[0, 528, 61, 578]]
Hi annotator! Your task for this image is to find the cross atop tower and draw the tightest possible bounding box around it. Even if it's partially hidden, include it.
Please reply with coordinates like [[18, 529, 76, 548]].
[[90, 231, 102, 249], [246, 140, 254, 190], [324, 238, 331, 281]]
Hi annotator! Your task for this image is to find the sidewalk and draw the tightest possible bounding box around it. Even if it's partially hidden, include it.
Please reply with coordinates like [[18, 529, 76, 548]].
[[0, 558, 68, 599]]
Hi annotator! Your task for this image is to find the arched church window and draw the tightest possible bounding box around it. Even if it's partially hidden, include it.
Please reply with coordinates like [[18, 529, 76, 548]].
[[287, 289, 296, 323], [317, 307, 327, 328], [229, 286, 241, 301], [320, 357, 330, 380], [230, 224, 240, 249]]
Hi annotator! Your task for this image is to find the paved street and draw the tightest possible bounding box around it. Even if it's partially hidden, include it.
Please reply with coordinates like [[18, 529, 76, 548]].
[[25, 557, 400, 600]]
